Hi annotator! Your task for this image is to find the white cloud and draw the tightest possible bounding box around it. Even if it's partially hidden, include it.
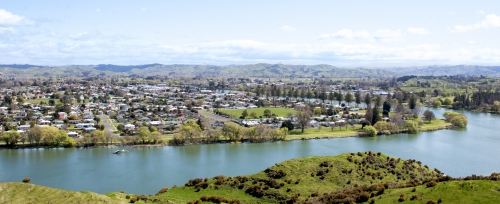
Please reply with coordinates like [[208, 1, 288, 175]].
[[278, 25, 296, 32], [96, 8, 101, 13], [478, 9, 485, 14], [374, 29, 402, 42], [408, 27, 431, 35], [321, 29, 371, 39], [455, 14, 500, 32], [141, 8, 148, 12], [0, 9, 33, 26], [469, 41, 475, 44], [448, 12, 455, 15]]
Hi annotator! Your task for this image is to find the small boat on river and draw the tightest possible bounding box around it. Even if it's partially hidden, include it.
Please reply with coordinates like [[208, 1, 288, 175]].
[[113, 149, 128, 154]]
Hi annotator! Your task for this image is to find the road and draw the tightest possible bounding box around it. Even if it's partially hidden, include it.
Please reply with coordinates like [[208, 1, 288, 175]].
[[199, 110, 230, 122], [100, 114, 118, 136]]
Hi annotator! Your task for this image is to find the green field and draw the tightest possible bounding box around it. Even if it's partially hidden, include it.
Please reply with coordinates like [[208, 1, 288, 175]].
[[2, 152, 499, 203], [219, 107, 296, 118]]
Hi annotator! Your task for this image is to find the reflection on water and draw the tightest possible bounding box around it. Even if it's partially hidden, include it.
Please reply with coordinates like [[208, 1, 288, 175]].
[[1, 108, 499, 194]]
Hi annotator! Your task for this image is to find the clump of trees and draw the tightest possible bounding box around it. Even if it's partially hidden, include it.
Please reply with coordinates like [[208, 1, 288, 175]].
[[169, 119, 289, 145], [443, 112, 468, 128], [1, 126, 75, 148]]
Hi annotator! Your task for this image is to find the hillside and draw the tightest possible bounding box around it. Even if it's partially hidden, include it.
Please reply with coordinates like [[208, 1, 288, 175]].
[[389, 65, 500, 77], [1, 152, 499, 203], [3, 63, 500, 78], [0, 63, 397, 78]]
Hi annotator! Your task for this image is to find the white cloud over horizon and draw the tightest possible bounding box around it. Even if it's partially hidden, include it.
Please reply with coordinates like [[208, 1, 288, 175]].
[[1, 2, 499, 66], [455, 14, 500, 32]]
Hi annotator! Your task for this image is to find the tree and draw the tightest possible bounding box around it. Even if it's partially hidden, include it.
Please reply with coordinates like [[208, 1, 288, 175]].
[[450, 115, 467, 128], [263, 109, 272, 118], [373, 121, 390, 134], [382, 100, 391, 117], [443, 98, 453, 106], [250, 112, 258, 119], [405, 120, 419, 134], [27, 126, 43, 145], [345, 92, 353, 106], [409, 94, 417, 110], [41, 126, 61, 146], [241, 109, 249, 119], [336, 92, 343, 105], [137, 126, 151, 144], [364, 106, 373, 125], [355, 91, 362, 106], [295, 106, 312, 133], [150, 131, 163, 144], [364, 93, 372, 108], [423, 110, 435, 122], [223, 122, 242, 142], [281, 120, 294, 131], [1, 131, 21, 146], [363, 126, 377, 137], [431, 100, 442, 108], [371, 106, 382, 125]]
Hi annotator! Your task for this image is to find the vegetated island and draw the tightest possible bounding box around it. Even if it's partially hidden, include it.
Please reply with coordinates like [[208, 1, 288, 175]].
[[2, 152, 499, 203]]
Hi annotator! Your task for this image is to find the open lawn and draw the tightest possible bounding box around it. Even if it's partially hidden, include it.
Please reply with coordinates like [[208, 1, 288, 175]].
[[420, 118, 451, 131], [219, 107, 296, 118], [287, 124, 362, 140]]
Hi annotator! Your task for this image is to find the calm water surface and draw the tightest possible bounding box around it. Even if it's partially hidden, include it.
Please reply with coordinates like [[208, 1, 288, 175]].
[[1, 108, 499, 194]]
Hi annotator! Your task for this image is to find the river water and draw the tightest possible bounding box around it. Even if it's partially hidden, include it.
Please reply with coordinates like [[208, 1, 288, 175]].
[[1, 108, 499, 195]]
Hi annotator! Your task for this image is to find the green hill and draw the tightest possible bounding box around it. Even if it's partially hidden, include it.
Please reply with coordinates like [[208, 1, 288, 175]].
[[1, 152, 499, 203]]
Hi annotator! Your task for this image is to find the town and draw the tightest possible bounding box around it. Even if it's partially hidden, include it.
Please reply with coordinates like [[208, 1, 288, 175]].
[[0, 75, 476, 148]]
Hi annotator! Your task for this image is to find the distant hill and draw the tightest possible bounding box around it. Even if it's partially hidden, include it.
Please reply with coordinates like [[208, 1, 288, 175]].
[[2, 63, 500, 78], [389, 65, 500, 77]]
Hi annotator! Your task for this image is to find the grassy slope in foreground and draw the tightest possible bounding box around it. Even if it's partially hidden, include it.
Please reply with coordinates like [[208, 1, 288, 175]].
[[0, 182, 129, 203], [2, 152, 500, 203], [155, 152, 442, 203]]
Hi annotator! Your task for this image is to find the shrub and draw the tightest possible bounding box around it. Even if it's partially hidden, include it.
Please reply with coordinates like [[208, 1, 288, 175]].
[[410, 194, 418, 200], [426, 180, 437, 187], [426, 200, 436, 204], [364, 126, 377, 137], [398, 194, 405, 202], [156, 187, 169, 195], [125, 195, 130, 199], [22, 178, 30, 183]]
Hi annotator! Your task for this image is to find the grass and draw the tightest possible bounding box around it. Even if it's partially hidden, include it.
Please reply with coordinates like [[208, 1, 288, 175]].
[[286, 125, 362, 140], [375, 180, 500, 204], [219, 107, 296, 118], [0, 182, 128, 203], [420, 119, 451, 131], [149, 152, 442, 203]]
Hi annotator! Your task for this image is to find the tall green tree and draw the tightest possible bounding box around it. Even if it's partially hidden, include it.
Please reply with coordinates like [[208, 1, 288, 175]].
[[336, 92, 343, 105], [345, 92, 353, 106], [137, 126, 151, 144], [364, 93, 372, 108], [409, 94, 417, 110], [355, 91, 361, 106]]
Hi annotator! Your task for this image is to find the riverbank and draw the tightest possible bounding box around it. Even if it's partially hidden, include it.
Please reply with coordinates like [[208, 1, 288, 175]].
[[0, 119, 452, 149]]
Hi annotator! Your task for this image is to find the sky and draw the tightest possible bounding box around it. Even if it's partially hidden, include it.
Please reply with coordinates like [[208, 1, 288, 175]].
[[1, 0, 499, 66]]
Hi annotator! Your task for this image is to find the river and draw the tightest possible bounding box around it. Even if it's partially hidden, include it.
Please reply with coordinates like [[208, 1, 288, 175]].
[[1, 108, 499, 195]]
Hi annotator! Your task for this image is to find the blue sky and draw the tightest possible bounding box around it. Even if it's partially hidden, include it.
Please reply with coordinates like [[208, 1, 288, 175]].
[[1, 0, 499, 66]]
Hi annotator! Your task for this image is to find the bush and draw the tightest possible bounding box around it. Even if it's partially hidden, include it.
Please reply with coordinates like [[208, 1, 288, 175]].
[[156, 187, 169, 195], [364, 126, 377, 137], [22, 178, 30, 183], [398, 194, 405, 202], [426, 180, 437, 187]]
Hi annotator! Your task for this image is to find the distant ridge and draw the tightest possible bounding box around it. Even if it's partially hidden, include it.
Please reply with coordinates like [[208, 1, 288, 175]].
[[1, 63, 500, 77]]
